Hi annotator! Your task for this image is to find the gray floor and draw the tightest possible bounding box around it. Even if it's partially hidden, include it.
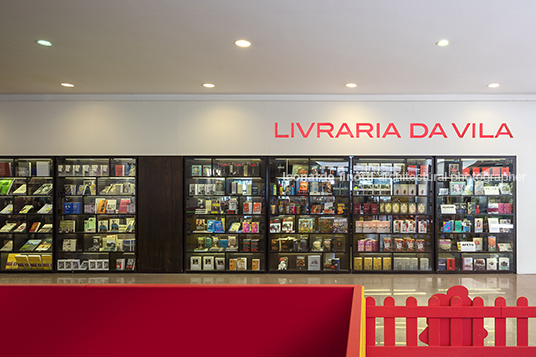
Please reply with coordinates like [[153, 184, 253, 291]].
[[1, 273, 534, 346]]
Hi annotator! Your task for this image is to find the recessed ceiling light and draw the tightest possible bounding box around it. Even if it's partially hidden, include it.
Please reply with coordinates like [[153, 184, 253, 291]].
[[435, 39, 450, 47], [345, 83, 357, 88], [203, 83, 215, 88], [234, 40, 251, 48], [488, 83, 500, 88], [60, 83, 74, 88], [36, 40, 52, 47]]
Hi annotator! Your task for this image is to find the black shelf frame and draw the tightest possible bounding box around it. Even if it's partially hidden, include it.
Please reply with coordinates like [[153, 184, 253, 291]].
[[267, 156, 352, 273], [350, 155, 436, 274], [0, 156, 55, 273], [55, 156, 138, 273], [434, 155, 516, 274], [183, 156, 268, 273]]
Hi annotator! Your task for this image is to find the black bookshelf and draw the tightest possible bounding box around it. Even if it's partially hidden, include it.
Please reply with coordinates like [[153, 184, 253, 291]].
[[351, 157, 435, 273], [435, 156, 516, 273], [267, 157, 351, 273], [0, 157, 54, 272], [55, 157, 137, 272], [184, 157, 267, 272]]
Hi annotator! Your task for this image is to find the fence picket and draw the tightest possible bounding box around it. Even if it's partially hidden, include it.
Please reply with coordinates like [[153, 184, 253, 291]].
[[406, 297, 418, 347], [366, 297, 376, 347], [517, 297, 529, 347], [428, 296, 440, 346], [450, 296, 463, 346], [384, 297, 396, 346], [495, 297, 507, 346], [472, 297, 485, 346]]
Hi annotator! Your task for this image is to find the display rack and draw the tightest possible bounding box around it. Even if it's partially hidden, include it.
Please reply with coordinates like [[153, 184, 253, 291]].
[[184, 157, 266, 272], [0, 158, 54, 272], [268, 157, 351, 272], [56, 157, 137, 272], [435, 157, 515, 273], [352, 157, 434, 273]]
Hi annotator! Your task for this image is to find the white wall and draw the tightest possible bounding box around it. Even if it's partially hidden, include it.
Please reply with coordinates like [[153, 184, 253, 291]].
[[0, 95, 534, 272]]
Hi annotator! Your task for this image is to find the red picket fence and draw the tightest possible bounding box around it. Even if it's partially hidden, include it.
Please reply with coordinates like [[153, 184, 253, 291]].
[[366, 285, 536, 357]]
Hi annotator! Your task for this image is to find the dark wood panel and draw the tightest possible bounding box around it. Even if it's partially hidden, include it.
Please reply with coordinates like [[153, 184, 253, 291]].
[[137, 156, 183, 272]]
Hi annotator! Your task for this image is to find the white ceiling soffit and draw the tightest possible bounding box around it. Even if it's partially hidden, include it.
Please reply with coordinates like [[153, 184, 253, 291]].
[[1, 0, 535, 95]]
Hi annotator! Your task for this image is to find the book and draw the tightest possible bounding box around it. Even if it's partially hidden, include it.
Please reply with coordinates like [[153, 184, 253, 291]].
[[487, 257, 497, 270], [38, 223, 53, 233], [118, 199, 129, 214], [0, 204, 13, 214], [253, 202, 262, 214], [252, 258, 260, 271], [62, 239, 77, 252], [35, 239, 52, 251], [190, 256, 201, 270], [498, 257, 510, 270], [474, 258, 486, 271], [0, 240, 13, 251], [229, 258, 237, 271], [308, 255, 321, 271], [474, 218, 483, 233], [36, 161, 50, 176], [333, 217, 348, 233], [96, 199, 107, 214], [106, 199, 117, 214], [488, 236, 497, 251], [191, 165, 202, 177], [28, 255, 44, 269], [203, 256, 214, 270], [13, 184, 26, 195], [14, 255, 30, 270], [215, 257, 225, 270], [497, 243, 513, 252], [463, 257, 473, 271], [109, 218, 120, 232], [41, 255, 52, 270], [5, 254, 18, 269], [34, 183, 53, 195], [28, 222, 41, 232], [37, 204, 53, 214], [236, 257, 247, 271], [17, 162, 30, 177], [473, 237, 483, 252], [13, 222, 27, 233], [0, 222, 16, 232], [0, 162, 12, 177]]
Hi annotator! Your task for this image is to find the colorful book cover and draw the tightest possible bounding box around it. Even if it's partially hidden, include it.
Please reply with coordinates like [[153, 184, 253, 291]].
[[242, 221, 251, 233], [213, 220, 224, 233]]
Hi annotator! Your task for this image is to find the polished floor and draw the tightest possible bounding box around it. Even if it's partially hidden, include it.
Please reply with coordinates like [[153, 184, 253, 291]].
[[1, 273, 534, 346], [0, 273, 530, 305]]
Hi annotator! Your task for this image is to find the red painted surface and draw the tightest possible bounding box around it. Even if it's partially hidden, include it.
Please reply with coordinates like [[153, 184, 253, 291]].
[[346, 285, 365, 356], [366, 285, 536, 356], [419, 285, 488, 346], [0, 284, 360, 357]]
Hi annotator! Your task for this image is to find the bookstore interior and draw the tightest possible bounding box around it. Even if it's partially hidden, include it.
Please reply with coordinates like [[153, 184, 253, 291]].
[[0, 155, 515, 274]]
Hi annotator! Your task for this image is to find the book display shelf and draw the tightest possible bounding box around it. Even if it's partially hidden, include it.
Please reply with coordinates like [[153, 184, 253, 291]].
[[56, 158, 137, 272], [184, 157, 266, 272], [268, 157, 351, 273], [436, 157, 516, 273], [352, 157, 434, 273], [0, 158, 54, 272]]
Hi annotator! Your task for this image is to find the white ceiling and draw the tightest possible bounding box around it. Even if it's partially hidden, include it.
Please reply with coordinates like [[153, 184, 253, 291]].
[[1, 0, 535, 95]]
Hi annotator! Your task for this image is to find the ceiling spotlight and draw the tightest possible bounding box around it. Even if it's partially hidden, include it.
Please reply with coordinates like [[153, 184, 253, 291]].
[[234, 40, 251, 48], [435, 39, 450, 47], [36, 40, 52, 47], [60, 83, 74, 87], [345, 83, 357, 88], [203, 83, 215, 88], [488, 83, 500, 88]]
